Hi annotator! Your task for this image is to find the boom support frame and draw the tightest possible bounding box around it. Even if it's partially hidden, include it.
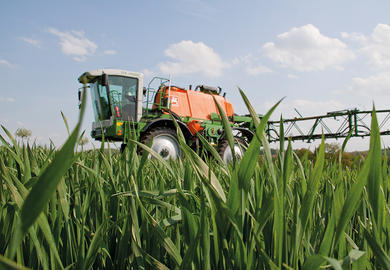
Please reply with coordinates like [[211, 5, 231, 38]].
[[266, 109, 390, 142]]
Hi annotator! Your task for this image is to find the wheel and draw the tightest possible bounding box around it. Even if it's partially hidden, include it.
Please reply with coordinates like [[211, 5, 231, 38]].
[[140, 127, 181, 160], [120, 143, 127, 153], [218, 137, 246, 163]]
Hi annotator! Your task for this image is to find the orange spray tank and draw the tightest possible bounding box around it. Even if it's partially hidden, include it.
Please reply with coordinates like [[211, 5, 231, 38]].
[[153, 85, 234, 134]]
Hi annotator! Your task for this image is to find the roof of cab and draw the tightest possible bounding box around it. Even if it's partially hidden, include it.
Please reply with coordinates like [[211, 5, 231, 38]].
[[78, 69, 143, 84]]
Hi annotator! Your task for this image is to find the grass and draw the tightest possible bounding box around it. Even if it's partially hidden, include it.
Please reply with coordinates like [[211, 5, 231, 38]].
[[1, 90, 390, 269]]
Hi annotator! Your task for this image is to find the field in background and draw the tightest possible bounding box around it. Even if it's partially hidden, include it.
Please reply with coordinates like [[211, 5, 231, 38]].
[[1, 93, 390, 269]]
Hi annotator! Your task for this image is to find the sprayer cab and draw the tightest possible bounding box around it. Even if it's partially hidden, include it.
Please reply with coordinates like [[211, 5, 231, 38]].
[[78, 69, 144, 122], [78, 69, 144, 140]]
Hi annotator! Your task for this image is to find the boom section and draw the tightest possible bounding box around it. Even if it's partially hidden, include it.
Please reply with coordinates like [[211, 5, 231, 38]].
[[265, 109, 390, 142]]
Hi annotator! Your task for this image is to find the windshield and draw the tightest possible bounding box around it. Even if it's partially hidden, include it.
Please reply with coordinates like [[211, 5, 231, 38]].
[[91, 82, 111, 121], [90, 75, 138, 122], [109, 76, 138, 121]]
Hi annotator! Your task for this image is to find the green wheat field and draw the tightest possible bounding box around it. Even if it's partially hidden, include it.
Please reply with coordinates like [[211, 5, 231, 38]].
[[1, 90, 390, 269]]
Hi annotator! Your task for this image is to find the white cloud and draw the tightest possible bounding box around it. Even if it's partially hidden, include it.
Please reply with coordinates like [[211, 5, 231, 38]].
[[0, 97, 15, 103], [159, 40, 229, 77], [233, 54, 273, 76], [231, 54, 253, 65], [287, 74, 298, 79], [0, 58, 12, 67], [48, 28, 97, 62], [361, 24, 390, 68], [262, 24, 355, 71], [104, 49, 116, 55], [341, 24, 390, 69], [246, 64, 273, 76], [142, 68, 155, 78], [350, 72, 390, 96], [340, 32, 367, 44], [20, 37, 42, 48]]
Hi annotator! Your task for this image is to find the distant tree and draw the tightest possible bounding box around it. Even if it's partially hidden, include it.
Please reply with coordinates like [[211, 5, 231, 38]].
[[15, 128, 32, 140], [325, 142, 340, 154], [323, 142, 341, 163], [295, 148, 314, 161], [341, 152, 355, 167], [79, 137, 89, 146], [78, 136, 89, 151]]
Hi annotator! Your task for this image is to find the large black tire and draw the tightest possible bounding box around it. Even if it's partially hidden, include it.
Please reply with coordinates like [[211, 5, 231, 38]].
[[139, 127, 181, 160], [218, 137, 246, 163], [120, 143, 127, 153]]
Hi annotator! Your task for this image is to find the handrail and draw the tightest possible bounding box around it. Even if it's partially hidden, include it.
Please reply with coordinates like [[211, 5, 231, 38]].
[[144, 76, 170, 117]]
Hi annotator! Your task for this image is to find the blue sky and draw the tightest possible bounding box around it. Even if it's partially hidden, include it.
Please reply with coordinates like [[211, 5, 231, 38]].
[[1, 0, 390, 151]]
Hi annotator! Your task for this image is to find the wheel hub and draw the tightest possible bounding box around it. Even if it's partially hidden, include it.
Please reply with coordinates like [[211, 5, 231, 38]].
[[222, 144, 245, 163], [151, 134, 180, 160], [159, 148, 170, 158]]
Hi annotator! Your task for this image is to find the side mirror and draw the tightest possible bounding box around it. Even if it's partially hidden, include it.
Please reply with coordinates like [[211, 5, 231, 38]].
[[101, 73, 109, 86], [143, 87, 147, 95], [78, 90, 82, 101]]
